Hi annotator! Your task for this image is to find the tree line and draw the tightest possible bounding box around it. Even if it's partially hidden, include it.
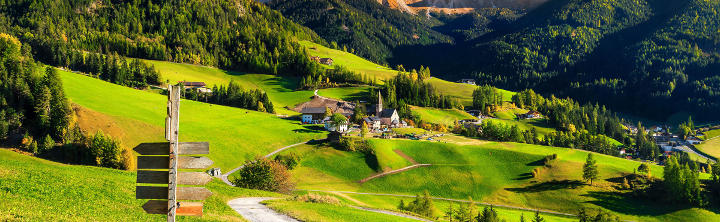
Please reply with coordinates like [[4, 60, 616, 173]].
[[202, 81, 275, 114], [371, 72, 462, 115], [0, 0, 328, 81], [0, 33, 129, 169]]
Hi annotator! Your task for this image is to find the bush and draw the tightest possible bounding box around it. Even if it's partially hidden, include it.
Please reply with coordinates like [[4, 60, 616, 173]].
[[543, 154, 558, 167], [274, 153, 301, 170], [335, 137, 371, 153], [40, 134, 55, 153], [291, 193, 341, 205], [232, 157, 295, 193], [86, 132, 126, 169], [398, 190, 437, 218]]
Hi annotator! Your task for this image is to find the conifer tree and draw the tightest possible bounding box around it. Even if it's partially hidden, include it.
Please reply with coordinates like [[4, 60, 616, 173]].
[[583, 153, 599, 185]]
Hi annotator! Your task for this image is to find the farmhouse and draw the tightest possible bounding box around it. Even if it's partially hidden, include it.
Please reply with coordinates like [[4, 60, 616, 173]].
[[324, 118, 349, 132], [319, 58, 334, 65], [295, 96, 355, 124], [457, 79, 476, 85], [178, 81, 212, 93], [309, 56, 321, 63], [517, 110, 542, 119]]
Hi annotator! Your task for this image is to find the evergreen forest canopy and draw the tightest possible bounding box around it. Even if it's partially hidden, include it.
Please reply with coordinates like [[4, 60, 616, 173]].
[[0, 0, 326, 77], [269, 0, 720, 122], [268, 0, 453, 63]]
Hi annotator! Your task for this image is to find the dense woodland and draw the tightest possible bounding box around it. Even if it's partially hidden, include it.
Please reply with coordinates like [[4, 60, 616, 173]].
[[207, 81, 275, 114], [370, 72, 462, 113], [0, 0, 326, 77], [0, 34, 129, 169], [268, 0, 451, 63], [395, 0, 720, 122]]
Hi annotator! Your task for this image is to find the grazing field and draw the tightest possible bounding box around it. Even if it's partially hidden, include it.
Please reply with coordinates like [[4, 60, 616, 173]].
[[299, 41, 513, 106], [0, 148, 282, 221], [264, 200, 419, 222], [305, 191, 577, 222], [145, 60, 371, 114], [411, 106, 475, 125], [697, 137, 720, 159], [288, 139, 719, 221], [704, 129, 720, 140], [485, 118, 557, 138], [60, 71, 326, 171]]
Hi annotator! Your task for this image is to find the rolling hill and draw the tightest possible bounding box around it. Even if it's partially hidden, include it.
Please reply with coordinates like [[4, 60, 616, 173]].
[[60, 70, 326, 171], [281, 138, 720, 221]]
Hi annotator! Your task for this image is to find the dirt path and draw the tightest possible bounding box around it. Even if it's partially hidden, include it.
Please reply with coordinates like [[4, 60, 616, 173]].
[[228, 197, 299, 222], [359, 164, 432, 183], [394, 149, 418, 164], [220, 141, 311, 186], [348, 206, 432, 222], [298, 190, 577, 217]]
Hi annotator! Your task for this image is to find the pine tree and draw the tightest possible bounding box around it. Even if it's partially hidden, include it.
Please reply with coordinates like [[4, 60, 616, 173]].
[[583, 153, 599, 185], [532, 210, 544, 222], [361, 121, 369, 138]]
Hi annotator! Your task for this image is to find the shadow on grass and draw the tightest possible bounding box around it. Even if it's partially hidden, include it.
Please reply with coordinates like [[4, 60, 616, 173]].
[[364, 152, 380, 172], [513, 172, 534, 180], [293, 125, 325, 134], [526, 159, 545, 166], [505, 179, 585, 193], [581, 191, 717, 216]]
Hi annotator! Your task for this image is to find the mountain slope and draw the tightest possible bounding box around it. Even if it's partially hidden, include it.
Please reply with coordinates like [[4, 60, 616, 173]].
[[268, 0, 452, 63], [391, 0, 720, 122], [0, 0, 324, 76]]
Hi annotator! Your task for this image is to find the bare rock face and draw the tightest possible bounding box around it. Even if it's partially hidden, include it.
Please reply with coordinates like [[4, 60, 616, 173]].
[[382, 0, 550, 14]]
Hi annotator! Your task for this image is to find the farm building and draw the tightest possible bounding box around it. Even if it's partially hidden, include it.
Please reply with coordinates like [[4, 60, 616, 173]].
[[324, 117, 349, 132], [319, 58, 334, 65], [295, 96, 355, 124], [457, 79, 476, 85], [178, 81, 212, 93], [517, 110, 542, 119]]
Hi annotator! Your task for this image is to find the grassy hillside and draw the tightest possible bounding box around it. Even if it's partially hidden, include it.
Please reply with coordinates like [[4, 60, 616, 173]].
[[0, 148, 283, 221], [60, 71, 326, 171], [697, 129, 720, 159], [265, 200, 419, 222], [286, 139, 720, 221], [411, 106, 475, 125], [144, 60, 370, 114], [299, 41, 507, 106]]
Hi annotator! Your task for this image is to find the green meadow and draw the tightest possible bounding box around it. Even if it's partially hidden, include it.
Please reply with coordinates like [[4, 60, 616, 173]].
[[697, 133, 720, 159], [60, 71, 326, 171], [299, 40, 512, 106], [411, 106, 475, 125], [0, 148, 284, 221], [287, 139, 720, 222], [144, 60, 370, 114], [264, 200, 419, 222]]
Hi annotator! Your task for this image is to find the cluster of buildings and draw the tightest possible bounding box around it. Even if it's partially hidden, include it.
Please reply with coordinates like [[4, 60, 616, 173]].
[[178, 81, 212, 93], [297, 93, 407, 133], [309, 56, 334, 66]]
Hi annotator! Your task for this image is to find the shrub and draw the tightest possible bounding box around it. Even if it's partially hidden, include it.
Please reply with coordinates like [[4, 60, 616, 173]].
[[232, 157, 295, 193], [398, 190, 437, 218], [274, 153, 301, 170], [291, 193, 340, 205], [532, 168, 541, 178], [86, 132, 126, 169], [335, 137, 370, 153], [543, 154, 558, 167], [40, 134, 55, 153]]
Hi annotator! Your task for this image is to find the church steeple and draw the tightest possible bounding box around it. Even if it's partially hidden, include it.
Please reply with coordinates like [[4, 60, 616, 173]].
[[376, 92, 383, 117]]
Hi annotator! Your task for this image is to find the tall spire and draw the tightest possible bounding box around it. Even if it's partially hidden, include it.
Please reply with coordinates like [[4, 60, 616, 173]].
[[377, 91, 383, 117]]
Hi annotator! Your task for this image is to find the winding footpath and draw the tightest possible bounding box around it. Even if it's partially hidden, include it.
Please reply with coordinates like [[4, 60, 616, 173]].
[[220, 141, 310, 186], [228, 198, 298, 222], [298, 190, 577, 217]]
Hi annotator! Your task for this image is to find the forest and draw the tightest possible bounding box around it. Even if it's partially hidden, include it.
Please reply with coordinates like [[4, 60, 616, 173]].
[[0, 33, 130, 169], [0, 0, 326, 78], [268, 0, 451, 63]]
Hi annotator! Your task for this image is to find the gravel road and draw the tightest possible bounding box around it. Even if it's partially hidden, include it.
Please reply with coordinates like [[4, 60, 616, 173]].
[[228, 197, 299, 222]]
